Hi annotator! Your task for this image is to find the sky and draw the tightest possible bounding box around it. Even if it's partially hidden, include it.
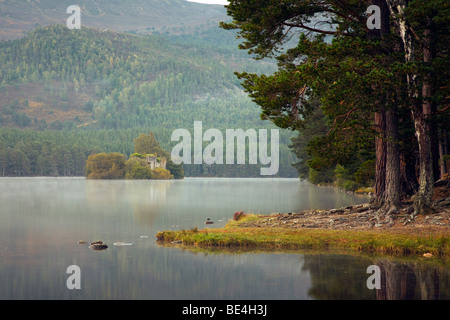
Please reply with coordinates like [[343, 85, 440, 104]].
[[186, 0, 229, 5]]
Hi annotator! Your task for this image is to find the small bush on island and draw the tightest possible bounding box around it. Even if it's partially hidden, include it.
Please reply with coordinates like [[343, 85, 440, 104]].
[[151, 167, 173, 180], [85, 152, 126, 179], [125, 157, 153, 179]]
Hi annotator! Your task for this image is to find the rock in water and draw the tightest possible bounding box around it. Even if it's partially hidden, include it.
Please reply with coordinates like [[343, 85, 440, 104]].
[[113, 242, 133, 246], [89, 240, 108, 251], [78, 240, 87, 245], [89, 243, 108, 250]]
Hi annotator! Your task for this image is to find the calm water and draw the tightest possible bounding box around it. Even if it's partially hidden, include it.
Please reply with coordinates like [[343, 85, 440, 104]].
[[0, 177, 448, 300]]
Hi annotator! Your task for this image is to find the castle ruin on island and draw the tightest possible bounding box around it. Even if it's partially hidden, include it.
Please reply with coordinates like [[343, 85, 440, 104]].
[[145, 154, 167, 170]]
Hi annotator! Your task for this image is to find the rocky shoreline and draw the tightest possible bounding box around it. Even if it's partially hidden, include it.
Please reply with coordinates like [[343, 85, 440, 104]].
[[235, 202, 449, 232], [235, 180, 450, 232]]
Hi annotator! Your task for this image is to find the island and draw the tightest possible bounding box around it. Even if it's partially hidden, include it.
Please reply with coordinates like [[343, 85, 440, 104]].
[[85, 132, 183, 180]]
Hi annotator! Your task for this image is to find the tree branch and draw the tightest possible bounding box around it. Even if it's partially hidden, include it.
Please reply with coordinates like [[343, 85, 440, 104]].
[[328, 106, 358, 135], [282, 21, 347, 36], [437, 105, 450, 114], [291, 84, 307, 119]]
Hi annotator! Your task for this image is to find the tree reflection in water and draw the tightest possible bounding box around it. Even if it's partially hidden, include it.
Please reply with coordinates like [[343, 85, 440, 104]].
[[375, 259, 448, 300], [302, 254, 449, 300]]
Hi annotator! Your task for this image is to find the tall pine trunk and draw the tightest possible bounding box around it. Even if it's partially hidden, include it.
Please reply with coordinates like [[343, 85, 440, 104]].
[[384, 107, 401, 211], [370, 0, 402, 212], [385, 0, 436, 215], [413, 16, 435, 214], [374, 110, 387, 205], [412, 107, 434, 214]]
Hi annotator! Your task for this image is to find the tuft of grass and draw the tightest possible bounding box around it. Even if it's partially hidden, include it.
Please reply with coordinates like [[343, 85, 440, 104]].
[[225, 213, 260, 228]]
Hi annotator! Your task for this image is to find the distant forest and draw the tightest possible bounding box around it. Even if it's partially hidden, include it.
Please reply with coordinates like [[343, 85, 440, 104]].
[[0, 25, 298, 178]]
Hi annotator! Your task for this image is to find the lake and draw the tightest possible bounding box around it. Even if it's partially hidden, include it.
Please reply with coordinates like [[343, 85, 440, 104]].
[[0, 177, 448, 300]]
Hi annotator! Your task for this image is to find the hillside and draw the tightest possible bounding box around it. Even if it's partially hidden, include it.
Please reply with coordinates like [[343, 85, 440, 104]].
[[0, 0, 228, 40], [0, 25, 298, 177], [0, 25, 273, 129]]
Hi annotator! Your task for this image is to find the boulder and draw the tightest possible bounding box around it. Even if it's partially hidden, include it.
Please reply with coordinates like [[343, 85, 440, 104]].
[[89, 240, 108, 251]]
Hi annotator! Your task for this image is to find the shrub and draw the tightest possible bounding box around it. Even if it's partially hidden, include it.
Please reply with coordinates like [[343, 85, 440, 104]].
[[86, 152, 126, 179], [125, 157, 152, 179], [152, 167, 173, 180]]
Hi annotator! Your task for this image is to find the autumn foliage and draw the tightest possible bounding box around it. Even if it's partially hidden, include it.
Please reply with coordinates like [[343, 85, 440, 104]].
[[85, 152, 126, 179]]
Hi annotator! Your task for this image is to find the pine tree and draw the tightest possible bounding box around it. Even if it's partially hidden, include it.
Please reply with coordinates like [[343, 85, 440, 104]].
[[221, 0, 449, 214]]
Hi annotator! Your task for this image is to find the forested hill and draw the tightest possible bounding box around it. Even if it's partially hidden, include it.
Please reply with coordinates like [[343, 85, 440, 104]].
[[0, 24, 275, 131], [0, 0, 228, 40], [0, 25, 298, 177]]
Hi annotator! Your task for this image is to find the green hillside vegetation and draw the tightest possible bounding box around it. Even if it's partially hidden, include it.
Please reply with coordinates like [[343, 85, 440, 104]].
[[0, 24, 298, 178], [0, 25, 274, 129]]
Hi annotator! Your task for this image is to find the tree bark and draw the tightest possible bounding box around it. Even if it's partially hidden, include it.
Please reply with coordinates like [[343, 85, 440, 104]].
[[400, 151, 419, 196], [384, 107, 401, 211], [413, 16, 435, 215], [379, 0, 402, 211], [399, 107, 419, 196], [374, 110, 387, 206], [370, 0, 403, 211], [385, 0, 436, 215], [369, 0, 384, 207], [438, 130, 447, 178], [413, 108, 434, 214]]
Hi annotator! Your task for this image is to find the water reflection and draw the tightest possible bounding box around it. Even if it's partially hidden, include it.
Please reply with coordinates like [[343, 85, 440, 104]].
[[302, 254, 449, 300], [0, 178, 447, 300], [85, 179, 173, 225], [374, 259, 449, 300]]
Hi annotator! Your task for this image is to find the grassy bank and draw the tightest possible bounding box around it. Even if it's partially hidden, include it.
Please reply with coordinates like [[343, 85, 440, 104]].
[[156, 215, 449, 257]]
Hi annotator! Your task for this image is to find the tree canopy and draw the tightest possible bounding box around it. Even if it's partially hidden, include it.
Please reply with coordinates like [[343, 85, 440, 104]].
[[221, 0, 450, 214]]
